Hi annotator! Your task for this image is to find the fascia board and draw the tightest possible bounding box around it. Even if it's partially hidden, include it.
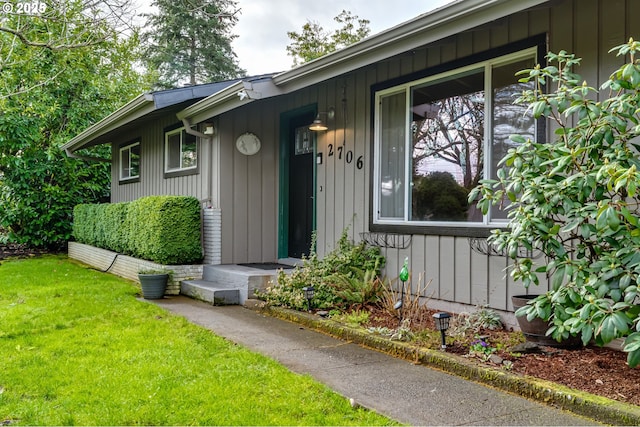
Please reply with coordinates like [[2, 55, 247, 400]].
[[178, 79, 284, 123], [177, 81, 246, 122], [272, 0, 550, 92], [62, 93, 155, 152]]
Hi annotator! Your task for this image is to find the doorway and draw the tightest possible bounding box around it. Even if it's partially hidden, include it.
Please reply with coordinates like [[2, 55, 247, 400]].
[[279, 107, 316, 259]]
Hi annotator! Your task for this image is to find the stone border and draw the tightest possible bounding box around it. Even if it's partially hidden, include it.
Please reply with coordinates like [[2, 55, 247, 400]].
[[68, 242, 203, 295], [255, 304, 640, 426]]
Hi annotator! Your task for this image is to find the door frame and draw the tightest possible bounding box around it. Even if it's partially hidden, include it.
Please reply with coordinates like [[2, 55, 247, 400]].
[[278, 104, 318, 259]]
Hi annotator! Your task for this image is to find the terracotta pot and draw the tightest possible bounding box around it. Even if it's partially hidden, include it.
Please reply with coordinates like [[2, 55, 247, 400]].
[[511, 295, 581, 348]]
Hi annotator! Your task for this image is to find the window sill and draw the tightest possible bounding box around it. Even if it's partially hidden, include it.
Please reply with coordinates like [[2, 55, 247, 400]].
[[164, 167, 199, 179], [118, 177, 140, 185]]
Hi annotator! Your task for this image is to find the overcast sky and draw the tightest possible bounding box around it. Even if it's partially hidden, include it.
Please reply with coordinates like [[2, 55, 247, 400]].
[[134, 0, 453, 76]]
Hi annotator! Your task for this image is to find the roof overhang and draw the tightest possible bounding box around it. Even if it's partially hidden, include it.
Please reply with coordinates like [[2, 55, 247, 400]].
[[271, 0, 550, 92], [62, 80, 246, 153], [179, 0, 550, 123], [62, 93, 155, 153], [178, 76, 284, 124]]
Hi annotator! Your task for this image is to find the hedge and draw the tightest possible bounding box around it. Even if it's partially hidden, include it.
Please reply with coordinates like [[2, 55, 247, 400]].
[[72, 196, 203, 265]]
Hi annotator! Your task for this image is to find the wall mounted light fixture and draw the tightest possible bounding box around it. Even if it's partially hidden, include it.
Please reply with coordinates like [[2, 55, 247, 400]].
[[203, 123, 215, 135], [309, 107, 336, 131]]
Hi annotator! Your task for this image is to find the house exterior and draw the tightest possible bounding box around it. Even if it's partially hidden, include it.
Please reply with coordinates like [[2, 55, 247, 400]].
[[63, 0, 639, 315]]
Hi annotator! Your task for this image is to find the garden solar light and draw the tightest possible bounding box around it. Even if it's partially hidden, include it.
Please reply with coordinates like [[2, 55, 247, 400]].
[[302, 285, 315, 311], [433, 312, 451, 350]]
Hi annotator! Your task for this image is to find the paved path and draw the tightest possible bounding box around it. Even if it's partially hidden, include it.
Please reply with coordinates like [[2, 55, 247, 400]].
[[151, 296, 598, 426]]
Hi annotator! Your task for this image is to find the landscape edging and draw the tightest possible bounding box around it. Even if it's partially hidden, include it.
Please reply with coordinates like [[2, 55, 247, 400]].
[[256, 304, 640, 426]]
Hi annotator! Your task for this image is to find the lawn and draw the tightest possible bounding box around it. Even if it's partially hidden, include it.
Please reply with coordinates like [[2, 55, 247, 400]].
[[0, 256, 396, 426]]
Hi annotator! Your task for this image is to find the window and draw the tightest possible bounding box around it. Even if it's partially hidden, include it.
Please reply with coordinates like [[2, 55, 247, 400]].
[[119, 141, 140, 182], [373, 48, 537, 230], [165, 127, 198, 175]]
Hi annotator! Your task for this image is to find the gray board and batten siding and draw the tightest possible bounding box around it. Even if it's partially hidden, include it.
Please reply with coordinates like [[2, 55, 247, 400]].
[[109, 0, 639, 313]]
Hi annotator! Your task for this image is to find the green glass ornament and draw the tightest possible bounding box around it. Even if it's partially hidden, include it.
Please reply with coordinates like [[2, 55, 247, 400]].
[[399, 257, 409, 282]]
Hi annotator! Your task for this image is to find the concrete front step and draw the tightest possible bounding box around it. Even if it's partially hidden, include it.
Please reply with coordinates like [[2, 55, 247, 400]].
[[181, 280, 240, 305], [182, 264, 292, 305]]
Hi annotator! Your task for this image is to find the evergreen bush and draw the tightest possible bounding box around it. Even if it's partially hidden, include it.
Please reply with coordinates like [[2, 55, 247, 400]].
[[72, 195, 202, 265]]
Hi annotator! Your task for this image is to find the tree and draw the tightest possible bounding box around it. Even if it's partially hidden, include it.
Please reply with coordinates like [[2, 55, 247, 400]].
[[0, 0, 137, 98], [286, 10, 371, 66], [0, 2, 148, 249], [142, 0, 245, 88], [471, 40, 640, 367]]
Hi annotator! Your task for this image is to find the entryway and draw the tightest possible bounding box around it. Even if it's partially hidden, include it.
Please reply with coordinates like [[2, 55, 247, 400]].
[[278, 106, 317, 260]]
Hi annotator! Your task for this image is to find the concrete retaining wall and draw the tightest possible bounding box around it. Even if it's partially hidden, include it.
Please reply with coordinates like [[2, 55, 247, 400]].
[[68, 242, 203, 295]]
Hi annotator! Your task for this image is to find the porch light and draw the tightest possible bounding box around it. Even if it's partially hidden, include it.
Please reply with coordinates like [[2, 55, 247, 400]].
[[203, 123, 215, 135], [309, 107, 336, 131], [302, 285, 315, 311], [433, 312, 451, 350]]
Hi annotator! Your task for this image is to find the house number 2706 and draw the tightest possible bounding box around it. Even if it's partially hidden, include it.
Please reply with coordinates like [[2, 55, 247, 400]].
[[327, 144, 364, 169]]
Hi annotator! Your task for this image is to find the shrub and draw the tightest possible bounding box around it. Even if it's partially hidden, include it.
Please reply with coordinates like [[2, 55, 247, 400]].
[[72, 195, 202, 265], [471, 40, 640, 367], [258, 228, 386, 310]]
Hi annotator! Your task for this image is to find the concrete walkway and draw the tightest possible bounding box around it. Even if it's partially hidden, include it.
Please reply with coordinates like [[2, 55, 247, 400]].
[[150, 296, 598, 426]]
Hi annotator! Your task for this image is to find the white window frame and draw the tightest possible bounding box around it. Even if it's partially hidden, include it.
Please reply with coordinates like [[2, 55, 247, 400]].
[[373, 47, 538, 229], [119, 141, 140, 181], [164, 127, 198, 173]]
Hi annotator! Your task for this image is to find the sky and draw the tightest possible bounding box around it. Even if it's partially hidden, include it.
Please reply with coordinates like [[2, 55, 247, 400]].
[[134, 0, 453, 76]]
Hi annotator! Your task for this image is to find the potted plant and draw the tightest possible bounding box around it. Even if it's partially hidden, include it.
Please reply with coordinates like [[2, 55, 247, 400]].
[[138, 269, 171, 299], [511, 294, 581, 348]]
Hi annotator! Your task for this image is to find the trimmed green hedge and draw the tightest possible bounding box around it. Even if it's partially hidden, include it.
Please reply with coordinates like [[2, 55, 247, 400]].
[[73, 196, 202, 265]]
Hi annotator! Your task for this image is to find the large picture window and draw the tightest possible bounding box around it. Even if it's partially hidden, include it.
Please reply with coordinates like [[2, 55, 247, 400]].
[[119, 141, 140, 182], [165, 127, 198, 175], [374, 48, 537, 229]]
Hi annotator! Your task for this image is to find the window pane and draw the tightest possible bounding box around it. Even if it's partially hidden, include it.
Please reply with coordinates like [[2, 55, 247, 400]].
[[295, 126, 314, 155], [490, 58, 535, 221], [410, 69, 484, 222], [120, 148, 130, 178], [379, 91, 406, 219], [130, 144, 140, 177], [181, 132, 197, 168], [167, 132, 181, 170]]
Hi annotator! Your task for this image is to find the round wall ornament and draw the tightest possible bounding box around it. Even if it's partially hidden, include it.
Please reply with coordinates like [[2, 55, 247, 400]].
[[236, 132, 261, 155]]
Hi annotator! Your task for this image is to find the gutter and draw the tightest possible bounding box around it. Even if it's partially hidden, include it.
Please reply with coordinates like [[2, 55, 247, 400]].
[[178, 78, 284, 123], [64, 149, 110, 163], [62, 93, 155, 154], [271, 0, 550, 91]]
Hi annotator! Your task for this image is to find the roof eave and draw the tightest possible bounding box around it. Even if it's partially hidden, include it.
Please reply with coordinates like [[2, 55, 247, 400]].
[[179, 79, 284, 123], [62, 93, 155, 152], [272, 0, 550, 90]]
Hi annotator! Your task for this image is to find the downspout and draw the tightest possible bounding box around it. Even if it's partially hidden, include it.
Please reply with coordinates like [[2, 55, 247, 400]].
[[182, 117, 215, 258], [181, 117, 214, 207]]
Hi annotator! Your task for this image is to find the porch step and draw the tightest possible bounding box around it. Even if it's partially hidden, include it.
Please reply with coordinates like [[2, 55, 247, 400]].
[[181, 264, 291, 305], [180, 280, 241, 305]]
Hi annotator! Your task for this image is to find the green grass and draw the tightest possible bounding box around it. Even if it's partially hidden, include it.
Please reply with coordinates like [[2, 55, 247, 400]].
[[0, 256, 397, 426]]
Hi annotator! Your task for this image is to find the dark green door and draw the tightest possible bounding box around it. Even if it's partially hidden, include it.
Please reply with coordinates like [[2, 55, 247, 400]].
[[287, 114, 315, 258]]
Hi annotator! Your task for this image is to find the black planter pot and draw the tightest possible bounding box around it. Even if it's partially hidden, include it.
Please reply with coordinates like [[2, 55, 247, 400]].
[[138, 273, 169, 299], [512, 295, 581, 348]]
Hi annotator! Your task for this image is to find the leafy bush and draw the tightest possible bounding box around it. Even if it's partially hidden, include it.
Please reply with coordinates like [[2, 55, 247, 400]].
[[73, 195, 202, 264], [258, 228, 385, 310], [471, 40, 640, 367]]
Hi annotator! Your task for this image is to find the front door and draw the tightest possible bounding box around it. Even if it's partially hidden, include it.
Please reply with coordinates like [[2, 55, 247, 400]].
[[287, 116, 315, 258]]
